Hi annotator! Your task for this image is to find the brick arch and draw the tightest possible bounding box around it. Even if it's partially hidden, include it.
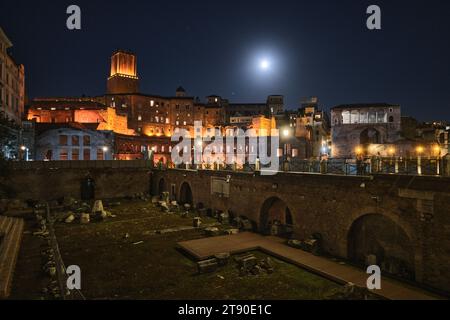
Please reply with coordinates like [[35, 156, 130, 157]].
[[157, 177, 167, 195], [258, 194, 296, 235], [178, 181, 194, 205], [344, 207, 422, 281], [345, 206, 416, 244]]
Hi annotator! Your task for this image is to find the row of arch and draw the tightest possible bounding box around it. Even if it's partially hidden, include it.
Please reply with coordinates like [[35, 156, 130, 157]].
[[155, 176, 416, 281]]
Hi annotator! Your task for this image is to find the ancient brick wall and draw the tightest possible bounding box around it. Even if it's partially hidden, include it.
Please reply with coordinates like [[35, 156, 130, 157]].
[[1, 167, 151, 201], [152, 169, 450, 294]]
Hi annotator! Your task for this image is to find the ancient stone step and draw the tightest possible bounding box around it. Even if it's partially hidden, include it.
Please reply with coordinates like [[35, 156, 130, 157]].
[[0, 216, 25, 299]]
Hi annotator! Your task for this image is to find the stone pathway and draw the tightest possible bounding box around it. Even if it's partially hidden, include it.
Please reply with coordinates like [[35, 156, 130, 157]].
[[178, 232, 440, 300]]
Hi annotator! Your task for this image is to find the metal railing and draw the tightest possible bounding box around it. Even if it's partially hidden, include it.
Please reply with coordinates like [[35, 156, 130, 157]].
[[6, 159, 153, 170], [162, 156, 450, 177]]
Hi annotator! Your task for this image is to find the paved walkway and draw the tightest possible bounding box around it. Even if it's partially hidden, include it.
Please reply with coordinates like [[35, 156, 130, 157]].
[[178, 232, 439, 300]]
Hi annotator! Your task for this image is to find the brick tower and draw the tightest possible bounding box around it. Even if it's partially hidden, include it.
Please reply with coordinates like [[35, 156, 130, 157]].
[[106, 50, 139, 94]]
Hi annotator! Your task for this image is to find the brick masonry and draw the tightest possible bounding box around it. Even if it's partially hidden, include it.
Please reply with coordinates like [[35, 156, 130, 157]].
[[152, 169, 450, 294]]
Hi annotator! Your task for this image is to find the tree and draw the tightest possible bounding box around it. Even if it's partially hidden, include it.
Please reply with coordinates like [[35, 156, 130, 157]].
[[0, 111, 19, 175]]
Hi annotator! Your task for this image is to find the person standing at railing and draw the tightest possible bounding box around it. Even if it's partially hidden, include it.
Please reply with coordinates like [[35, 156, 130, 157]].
[[356, 154, 364, 175]]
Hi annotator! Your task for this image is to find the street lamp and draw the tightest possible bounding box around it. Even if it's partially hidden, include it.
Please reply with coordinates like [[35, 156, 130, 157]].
[[102, 146, 109, 160], [388, 147, 395, 156], [20, 145, 29, 161], [355, 146, 363, 156], [433, 145, 441, 175]]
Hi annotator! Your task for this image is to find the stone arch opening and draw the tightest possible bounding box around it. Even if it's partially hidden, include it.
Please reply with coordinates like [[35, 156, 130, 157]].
[[158, 178, 167, 196], [179, 182, 193, 205], [259, 197, 294, 237], [347, 213, 415, 280], [360, 128, 381, 144]]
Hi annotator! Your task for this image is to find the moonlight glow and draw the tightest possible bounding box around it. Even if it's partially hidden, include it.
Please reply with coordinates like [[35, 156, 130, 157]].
[[260, 59, 270, 70]]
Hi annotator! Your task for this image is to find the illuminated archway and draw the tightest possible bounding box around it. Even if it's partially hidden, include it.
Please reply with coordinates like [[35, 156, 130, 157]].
[[259, 197, 293, 236]]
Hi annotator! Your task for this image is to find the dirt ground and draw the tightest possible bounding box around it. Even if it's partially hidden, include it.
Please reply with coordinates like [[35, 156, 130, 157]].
[[10, 199, 345, 300]]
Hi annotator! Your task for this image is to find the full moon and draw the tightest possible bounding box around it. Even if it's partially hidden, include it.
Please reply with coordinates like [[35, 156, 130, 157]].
[[260, 59, 270, 70]]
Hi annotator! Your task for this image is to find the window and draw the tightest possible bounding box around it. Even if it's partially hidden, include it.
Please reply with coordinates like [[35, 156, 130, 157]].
[[368, 112, 376, 123], [97, 148, 104, 160], [360, 112, 368, 123], [60, 149, 69, 161], [72, 149, 79, 160], [59, 135, 68, 146], [377, 112, 386, 123], [72, 136, 79, 146], [389, 116, 394, 123], [83, 149, 91, 160], [83, 135, 90, 146], [150, 100, 155, 107], [342, 111, 350, 124], [351, 111, 359, 124]]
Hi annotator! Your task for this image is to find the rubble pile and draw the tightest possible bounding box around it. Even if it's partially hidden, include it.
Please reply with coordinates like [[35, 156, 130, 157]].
[[325, 282, 379, 300], [235, 254, 274, 276], [32, 211, 63, 300]]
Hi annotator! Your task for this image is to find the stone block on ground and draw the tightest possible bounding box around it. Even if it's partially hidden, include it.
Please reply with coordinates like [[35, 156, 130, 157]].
[[214, 252, 230, 266], [197, 259, 218, 274], [91, 200, 104, 214], [287, 239, 302, 249], [80, 213, 90, 224], [223, 228, 239, 235], [193, 217, 202, 228], [204, 227, 220, 237]]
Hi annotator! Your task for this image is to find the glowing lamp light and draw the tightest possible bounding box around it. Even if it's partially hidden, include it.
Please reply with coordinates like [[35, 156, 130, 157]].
[[20, 145, 27, 151], [355, 146, 363, 155], [282, 129, 290, 137], [416, 146, 424, 154], [102, 146, 109, 152], [388, 147, 396, 155], [433, 145, 441, 154]]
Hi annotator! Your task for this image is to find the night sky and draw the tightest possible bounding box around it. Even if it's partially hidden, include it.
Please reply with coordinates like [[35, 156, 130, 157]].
[[1, 0, 450, 121]]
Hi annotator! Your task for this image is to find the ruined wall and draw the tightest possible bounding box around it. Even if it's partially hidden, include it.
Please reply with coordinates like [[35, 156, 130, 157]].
[[152, 169, 450, 294], [1, 166, 151, 201]]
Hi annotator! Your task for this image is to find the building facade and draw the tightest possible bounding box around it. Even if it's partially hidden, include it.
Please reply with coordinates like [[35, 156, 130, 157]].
[[331, 103, 402, 158], [34, 123, 114, 161], [0, 27, 25, 125]]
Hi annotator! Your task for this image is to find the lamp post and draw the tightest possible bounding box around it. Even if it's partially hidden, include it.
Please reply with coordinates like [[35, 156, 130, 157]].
[[416, 146, 424, 175], [20, 145, 29, 161], [434, 145, 441, 175], [102, 146, 109, 160]]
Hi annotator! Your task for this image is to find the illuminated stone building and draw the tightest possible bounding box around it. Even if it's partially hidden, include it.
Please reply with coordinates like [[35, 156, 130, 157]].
[[0, 27, 25, 125], [25, 51, 289, 163], [331, 103, 402, 158]]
